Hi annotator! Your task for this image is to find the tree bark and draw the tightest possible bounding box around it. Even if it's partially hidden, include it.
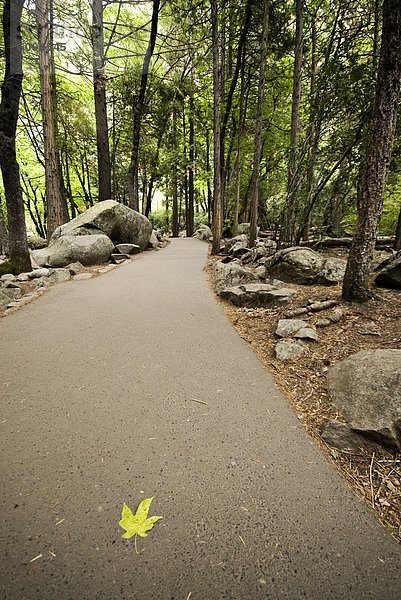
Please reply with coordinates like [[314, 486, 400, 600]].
[[220, 0, 253, 200], [210, 0, 223, 254], [127, 0, 160, 211], [172, 108, 179, 237], [0, 0, 31, 275], [394, 205, 401, 251], [205, 128, 212, 227], [187, 92, 195, 237], [248, 0, 270, 248], [36, 0, 68, 240], [342, 0, 401, 302], [0, 201, 9, 255], [92, 0, 112, 202], [280, 0, 303, 246]]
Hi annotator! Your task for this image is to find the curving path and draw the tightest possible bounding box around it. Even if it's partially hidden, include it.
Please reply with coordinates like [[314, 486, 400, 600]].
[[0, 238, 400, 600]]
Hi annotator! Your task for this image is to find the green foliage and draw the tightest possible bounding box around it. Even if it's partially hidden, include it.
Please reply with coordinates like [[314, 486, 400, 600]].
[[1, 0, 400, 243]]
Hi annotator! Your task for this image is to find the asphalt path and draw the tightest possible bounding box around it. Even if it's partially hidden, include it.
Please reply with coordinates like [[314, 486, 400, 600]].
[[1, 238, 400, 600]]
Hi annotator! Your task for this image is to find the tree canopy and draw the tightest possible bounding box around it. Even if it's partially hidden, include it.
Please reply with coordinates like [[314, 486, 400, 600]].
[[0, 0, 401, 298]]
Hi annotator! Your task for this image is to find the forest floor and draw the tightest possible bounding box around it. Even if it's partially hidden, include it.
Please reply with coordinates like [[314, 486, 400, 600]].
[[207, 248, 401, 544]]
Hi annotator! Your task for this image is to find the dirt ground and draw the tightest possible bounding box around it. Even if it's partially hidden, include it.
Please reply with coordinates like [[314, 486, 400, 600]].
[[208, 250, 401, 544]]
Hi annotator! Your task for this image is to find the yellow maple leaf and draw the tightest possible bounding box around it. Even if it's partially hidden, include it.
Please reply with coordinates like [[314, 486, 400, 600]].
[[119, 497, 163, 542]]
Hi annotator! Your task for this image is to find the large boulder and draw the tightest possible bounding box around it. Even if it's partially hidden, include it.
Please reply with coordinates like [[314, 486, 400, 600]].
[[214, 261, 259, 293], [375, 253, 401, 289], [32, 234, 114, 268], [51, 200, 152, 251], [264, 247, 346, 285], [328, 350, 401, 451], [224, 235, 248, 254], [237, 223, 260, 237], [193, 224, 212, 242], [220, 283, 295, 308]]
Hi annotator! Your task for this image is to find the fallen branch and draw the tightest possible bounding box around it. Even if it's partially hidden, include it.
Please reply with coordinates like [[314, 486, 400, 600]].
[[283, 299, 339, 318]]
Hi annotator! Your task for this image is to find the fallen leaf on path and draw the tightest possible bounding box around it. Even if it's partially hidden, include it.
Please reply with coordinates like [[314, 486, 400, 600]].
[[119, 497, 162, 546]]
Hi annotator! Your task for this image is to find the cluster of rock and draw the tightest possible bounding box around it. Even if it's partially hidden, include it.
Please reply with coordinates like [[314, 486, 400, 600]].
[[197, 224, 401, 291], [211, 233, 348, 309], [31, 200, 157, 268], [198, 226, 349, 309], [222, 239, 347, 285], [322, 349, 401, 453], [198, 227, 401, 455], [0, 201, 164, 316], [0, 262, 95, 315], [274, 318, 318, 361], [214, 261, 295, 308]]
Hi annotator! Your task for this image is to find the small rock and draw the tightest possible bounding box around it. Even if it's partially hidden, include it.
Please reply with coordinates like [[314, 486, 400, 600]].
[[73, 273, 93, 281], [27, 235, 47, 250], [329, 308, 343, 323], [148, 231, 159, 249], [31, 277, 51, 289], [315, 318, 331, 328], [321, 420, 381, 452], [16, 273, 30, 282], [28, 268, 51, 279], [66, 262, 84, 275], [294, 327, 319, 341], [0, 274, 16, 282], [275, 340, 306, 361], [115, 243, 141, 255], [49, 269, 71, 284], [2, 280, 21, 289], [254, 266, 266, 277], [0, 288, 22, 309], [375, 253, 401, 288], [275, 319, 307, 338], [111, 253, 130, 264], [221, 284, 295, 308]]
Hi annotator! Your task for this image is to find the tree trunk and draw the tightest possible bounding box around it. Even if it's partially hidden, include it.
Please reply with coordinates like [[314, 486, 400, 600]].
[[49, 0, 68, 222], [342, 0, 401, 302], [220, 0, 253, 201], [280, 0, 303, 246], [36, 0, 68, 240], [205, 128, 212, 227], [0, 0, 31, 275], [248, 0, 270, 248], [210, 0, 223, 254], [187, 92, 195, 237], [92, 0, 112, 202], [127, 0, 160, 211], [172, 109, 179, 237], [323, 161, 349, 236], [0, 201, 9, 255], [394, 205, 401, 251]]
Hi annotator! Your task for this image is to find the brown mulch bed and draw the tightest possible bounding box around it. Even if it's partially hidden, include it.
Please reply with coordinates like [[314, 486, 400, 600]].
[[207, 253, 401, 544]]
